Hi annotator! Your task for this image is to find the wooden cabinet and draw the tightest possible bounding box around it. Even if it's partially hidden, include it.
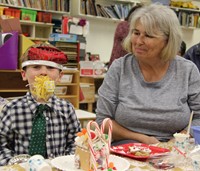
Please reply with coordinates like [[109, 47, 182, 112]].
[[80, 76, 104, 112], [56, 70, 80, 109], [0, 69, 80, 109], [0, 70, 27, 98]]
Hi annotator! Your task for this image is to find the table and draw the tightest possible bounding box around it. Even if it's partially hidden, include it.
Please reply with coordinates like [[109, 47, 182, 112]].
[[75, 109, 96, 127], [125, 157, 193, 171], [0, 153, 194, 171]]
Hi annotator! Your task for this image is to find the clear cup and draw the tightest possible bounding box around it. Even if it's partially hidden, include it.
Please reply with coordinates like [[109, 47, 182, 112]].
[[173, 133, 190, 154]]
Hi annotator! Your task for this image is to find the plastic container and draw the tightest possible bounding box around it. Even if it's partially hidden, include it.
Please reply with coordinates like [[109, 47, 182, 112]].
[[192, 126, 200, 144], [60, 74, 73, 83], [54, 86, 67, 95], [0, 6, 6, 16], [21, 9, 37, 21], [93, 61, 104, 76], [37, 12, 52, 23], [79, 61, 94, 76], [4, 8, 21, 19]]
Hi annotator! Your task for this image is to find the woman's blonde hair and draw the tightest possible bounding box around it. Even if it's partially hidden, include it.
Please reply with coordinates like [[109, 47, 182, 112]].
[[123, 3, 182, 61]]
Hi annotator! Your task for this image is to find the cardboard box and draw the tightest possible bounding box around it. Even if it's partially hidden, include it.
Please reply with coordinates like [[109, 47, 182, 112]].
[[0, 18, 22, 34], [80, 83, 95, 103]]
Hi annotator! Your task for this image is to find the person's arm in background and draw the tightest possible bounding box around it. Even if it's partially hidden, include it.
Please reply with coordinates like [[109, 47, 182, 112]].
[[184, 48, 192, 60], [108, 22, 129, 68]]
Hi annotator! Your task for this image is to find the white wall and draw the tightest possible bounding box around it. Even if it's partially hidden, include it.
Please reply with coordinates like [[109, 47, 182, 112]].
[[85, 19, 118, 63], [182, 29, 200, 50]]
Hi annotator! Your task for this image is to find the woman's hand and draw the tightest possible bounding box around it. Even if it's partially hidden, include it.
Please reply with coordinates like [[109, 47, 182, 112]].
[[107, 120, 160, 144], [140, 135, 160, 144]]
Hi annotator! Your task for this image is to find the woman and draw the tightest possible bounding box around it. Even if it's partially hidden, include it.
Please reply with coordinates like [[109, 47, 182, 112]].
[[96, 4, 200, 145]]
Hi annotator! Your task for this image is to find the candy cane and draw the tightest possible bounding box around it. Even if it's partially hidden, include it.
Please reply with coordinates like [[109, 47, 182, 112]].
[[100, 118, 113, 168], [100, 118, 112, 149], [86, 118, 113, 171], [87, 120, 101, 171]]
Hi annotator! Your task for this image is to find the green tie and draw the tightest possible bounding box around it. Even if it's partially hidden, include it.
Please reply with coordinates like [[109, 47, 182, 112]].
[[29, 104, 49, 158]]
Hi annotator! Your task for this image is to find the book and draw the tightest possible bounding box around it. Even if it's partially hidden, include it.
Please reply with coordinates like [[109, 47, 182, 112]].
[[89, 0, 97, 16], [188, 13, 194, 27], [193, 13, 199, 28], [96, 4, 110, 18], [103, 6, 118, 19], [181, 12, 187, 27], [95, 4, 103, 17], [112, 4, 122, 19], [80, 0, 86, 14]]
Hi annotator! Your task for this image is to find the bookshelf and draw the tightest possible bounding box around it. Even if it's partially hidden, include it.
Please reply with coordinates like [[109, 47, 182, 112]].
[[20, 20, 54, 42], [71, 0, 141, 21], [0, 69, 80, 109], [171, 6, 200, 29], [0, 1, 71, 41], [0, 1, 70, 14], [50, 41, 80, 68]]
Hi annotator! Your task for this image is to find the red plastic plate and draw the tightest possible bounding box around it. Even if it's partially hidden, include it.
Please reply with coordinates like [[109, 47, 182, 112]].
[[110, 143, 170, 160]]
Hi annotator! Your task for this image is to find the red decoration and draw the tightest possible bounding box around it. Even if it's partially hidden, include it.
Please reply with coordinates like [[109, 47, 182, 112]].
[[28, 46, 67, 64]]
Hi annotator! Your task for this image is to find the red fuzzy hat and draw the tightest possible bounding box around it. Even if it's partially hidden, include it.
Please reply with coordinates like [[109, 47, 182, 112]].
[[21, 43, 67, 70]]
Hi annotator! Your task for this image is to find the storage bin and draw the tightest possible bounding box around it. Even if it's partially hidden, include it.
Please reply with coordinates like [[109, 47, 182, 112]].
[[37, 12, 52, 23], [79, 61, 94, 76], [4, 8, 21, 19], [0, 6, 6, 16], [0, 31, 19, 70], [192, 126, 200, 144], [21, 9, 37, 21], [60, 74, 73, 83], [55, 86, 68, 95]]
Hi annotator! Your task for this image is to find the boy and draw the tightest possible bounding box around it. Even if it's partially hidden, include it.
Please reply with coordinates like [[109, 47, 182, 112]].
[[0, 43, 81, 166]]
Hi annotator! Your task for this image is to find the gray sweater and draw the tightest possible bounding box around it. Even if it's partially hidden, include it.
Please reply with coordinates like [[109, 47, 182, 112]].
[[96, 54, 200, 141]]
